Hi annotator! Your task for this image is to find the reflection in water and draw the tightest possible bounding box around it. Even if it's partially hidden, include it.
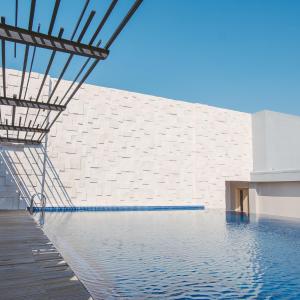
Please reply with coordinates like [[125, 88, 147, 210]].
[[38, 210, 46, 226], [40, 209, 300, 299], [226, 211, 250, 224]]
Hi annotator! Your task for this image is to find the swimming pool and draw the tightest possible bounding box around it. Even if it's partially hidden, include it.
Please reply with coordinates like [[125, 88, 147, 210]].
[[41, 210, 300, 299]]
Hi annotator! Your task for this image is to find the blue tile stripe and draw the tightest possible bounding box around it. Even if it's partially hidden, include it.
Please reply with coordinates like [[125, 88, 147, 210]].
[[28, 205, 205, 213]]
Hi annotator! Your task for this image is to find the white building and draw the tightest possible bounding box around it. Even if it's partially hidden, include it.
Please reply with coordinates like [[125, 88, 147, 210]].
[[0, 69, 299, 219]]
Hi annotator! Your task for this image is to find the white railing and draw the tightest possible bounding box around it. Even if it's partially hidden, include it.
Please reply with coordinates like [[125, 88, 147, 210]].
[[29, 193, 46, 214]]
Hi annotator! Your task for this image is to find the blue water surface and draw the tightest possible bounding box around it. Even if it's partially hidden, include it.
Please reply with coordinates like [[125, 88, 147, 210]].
[[40, 210, 300, 299]]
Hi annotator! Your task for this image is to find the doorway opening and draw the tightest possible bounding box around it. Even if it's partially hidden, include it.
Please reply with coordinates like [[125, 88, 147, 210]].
[[225, 181, 250, 214], [236, 188, 249, 214]]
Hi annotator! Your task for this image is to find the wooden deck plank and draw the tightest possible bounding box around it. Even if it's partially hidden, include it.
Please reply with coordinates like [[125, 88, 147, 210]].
[[0, 210, 93, 300]]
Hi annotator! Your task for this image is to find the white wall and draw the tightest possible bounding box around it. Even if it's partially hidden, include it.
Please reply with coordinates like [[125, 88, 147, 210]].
[[252, 110, 300, 173], [250, 111, 300, 218], [0, 69, 253, 209], [251, 182, 300, 219]]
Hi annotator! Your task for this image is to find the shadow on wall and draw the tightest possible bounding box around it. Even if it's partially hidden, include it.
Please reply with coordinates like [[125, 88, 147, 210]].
[[0, 144, 73, 209]]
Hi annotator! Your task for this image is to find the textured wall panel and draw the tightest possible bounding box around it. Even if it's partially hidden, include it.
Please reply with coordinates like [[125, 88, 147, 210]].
[[0, 69, 252, 209]]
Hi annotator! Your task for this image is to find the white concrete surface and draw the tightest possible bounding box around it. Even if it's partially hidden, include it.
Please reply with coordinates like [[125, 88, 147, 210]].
[[252, 110, 300, 174], [250, 111, 300, 218], [250, 182, 300, 219], [251, 169, 300, 182], [0, 69, 253, 209]]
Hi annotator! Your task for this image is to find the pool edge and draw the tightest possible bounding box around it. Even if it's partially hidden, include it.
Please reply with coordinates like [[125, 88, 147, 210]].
[[29, 205, 205, 212]]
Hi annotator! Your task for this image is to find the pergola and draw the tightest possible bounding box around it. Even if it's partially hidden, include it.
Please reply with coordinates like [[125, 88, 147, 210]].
[[0, 0, 143, 145]]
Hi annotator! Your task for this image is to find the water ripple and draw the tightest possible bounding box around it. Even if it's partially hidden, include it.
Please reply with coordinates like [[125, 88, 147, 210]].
[[41, 210, 300, 299]]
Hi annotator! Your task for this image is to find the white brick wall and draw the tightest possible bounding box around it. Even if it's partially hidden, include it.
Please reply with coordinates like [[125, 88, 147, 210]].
[[0, 69, 253, 209]]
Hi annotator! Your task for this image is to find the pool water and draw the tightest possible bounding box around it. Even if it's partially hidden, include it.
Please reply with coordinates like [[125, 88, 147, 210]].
[[41, 210, 300, 299]]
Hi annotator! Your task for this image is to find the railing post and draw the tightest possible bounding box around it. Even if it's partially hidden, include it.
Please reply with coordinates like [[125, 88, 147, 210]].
[[29, 194, 34, 214], [39, 77, 51, 209]]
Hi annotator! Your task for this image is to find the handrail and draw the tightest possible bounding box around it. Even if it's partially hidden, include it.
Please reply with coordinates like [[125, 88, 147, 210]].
[[29, 193, 46, 214]]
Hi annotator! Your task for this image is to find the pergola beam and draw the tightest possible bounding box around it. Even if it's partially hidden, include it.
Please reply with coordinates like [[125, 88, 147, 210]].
[[0, 124, 49, 133], [0, 0, 143, 145], [0, 23, 109, 60], [0, 136, 41, 145], [0, 97, 66, 111]]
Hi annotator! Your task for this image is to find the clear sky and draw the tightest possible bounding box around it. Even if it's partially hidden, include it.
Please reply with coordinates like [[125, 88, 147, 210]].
[[1, 0, 300, 114]]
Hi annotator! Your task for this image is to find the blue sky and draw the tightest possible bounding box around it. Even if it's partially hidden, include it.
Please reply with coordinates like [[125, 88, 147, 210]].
[[1, 0, 300, 114]]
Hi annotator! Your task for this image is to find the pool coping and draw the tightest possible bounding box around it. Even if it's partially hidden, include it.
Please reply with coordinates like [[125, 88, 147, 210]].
[[29, 205, 205, 212]]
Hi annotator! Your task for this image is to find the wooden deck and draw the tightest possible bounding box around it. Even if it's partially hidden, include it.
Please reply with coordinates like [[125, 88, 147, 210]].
[[0, 210, 92, 300]]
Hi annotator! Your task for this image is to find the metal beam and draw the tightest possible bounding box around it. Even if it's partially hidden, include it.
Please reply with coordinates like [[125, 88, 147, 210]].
[[47, 4, 95, 103], [0, 124, 49, 133], [1, 18, 6, 99], [0, 23, 109, 60], [48, 10, 97, 103], [71, 0, 90, 41], [0, 97, 66, 111], [48, 0, 61, 35], [35, 27, 64, 102], [0, 136, 41, 145], [49, 0, 116, 106], [18, 0, 36, 100], [105, 0, 143, 50], [34, 0, 60, 104], [14, 0, 18, 57], [12, 106, 16, 126], [17, 116, 21, 139], [24, 23, 40, 99], [89, 0, 118, 45]]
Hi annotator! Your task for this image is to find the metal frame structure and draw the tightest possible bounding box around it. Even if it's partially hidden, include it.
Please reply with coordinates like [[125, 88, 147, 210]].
[[0, 0, 143, 145]]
